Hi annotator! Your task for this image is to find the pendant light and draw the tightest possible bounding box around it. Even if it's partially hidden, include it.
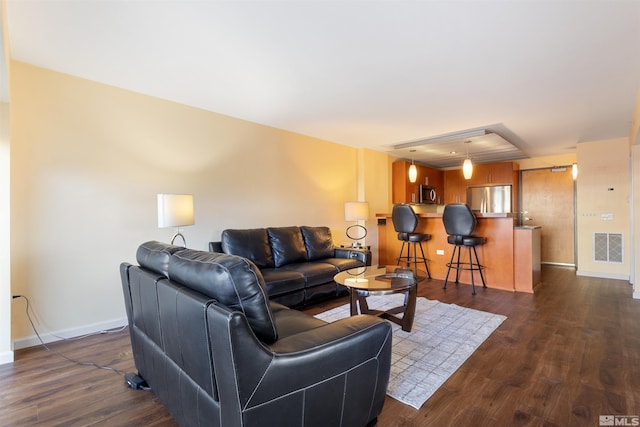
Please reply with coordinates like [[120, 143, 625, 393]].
[[408, 149, 417, 183], [462, 141, 473, 180], [409, 161, 417, 183]]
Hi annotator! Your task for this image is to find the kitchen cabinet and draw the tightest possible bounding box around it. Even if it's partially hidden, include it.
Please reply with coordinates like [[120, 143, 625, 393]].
[[392, 161, 444, 204], [514, 226, 542, 293], [468, 162, 517, 185], [443, 169, 466, 204], [443, 161, 520, 211], [377, 212, 517, 291]]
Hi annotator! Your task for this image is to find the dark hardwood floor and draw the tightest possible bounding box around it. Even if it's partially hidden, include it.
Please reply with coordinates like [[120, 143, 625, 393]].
[[1, 265, 639, 426]]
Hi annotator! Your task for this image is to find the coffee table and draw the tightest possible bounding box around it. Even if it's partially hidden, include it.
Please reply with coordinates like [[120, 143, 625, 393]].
[[334, 266, 427, 332]]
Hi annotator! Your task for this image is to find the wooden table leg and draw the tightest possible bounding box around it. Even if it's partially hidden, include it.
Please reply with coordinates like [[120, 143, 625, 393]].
[[358, 294, 370, 313], [350, 292, 358, 316], [401, 285, 418, 332]]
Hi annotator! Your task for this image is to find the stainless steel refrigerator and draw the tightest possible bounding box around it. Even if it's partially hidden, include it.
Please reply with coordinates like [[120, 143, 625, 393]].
[[466, 185, 512, 213]]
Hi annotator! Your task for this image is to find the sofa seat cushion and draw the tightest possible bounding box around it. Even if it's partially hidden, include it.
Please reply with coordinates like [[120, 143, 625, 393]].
[[260, 268, 305, 297], [221, 228, 275, 269], [322, 257, 365, 271], [267, 227, 307, 267], [281, 262, 338, 287], [300, 226, 335, 261], [168, 249, 278, 344], [270, 302, 327, 339]]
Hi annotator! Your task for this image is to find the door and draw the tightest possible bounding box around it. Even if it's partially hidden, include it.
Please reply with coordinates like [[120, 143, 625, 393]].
[[521, 167, 575, 265]]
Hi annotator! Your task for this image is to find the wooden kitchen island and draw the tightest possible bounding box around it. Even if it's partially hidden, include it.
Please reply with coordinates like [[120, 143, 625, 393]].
[[377, 212, 540, 293]]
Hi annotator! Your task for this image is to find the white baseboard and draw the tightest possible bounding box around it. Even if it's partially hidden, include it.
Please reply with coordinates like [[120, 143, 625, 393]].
[[0, 350, 14, 365], [12, 317, 128, 351], [542, 261, 576, 267], [633, 291, 640, 300], [575, 270, 630, 281]]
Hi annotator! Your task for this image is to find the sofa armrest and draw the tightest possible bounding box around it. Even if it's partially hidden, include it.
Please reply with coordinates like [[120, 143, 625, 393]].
[[240, 315, 390, 407], [334, 247, 372, 265], [208, 304, 391, 423], [270, 315, 390, 354], [209, 241, 223, 252]]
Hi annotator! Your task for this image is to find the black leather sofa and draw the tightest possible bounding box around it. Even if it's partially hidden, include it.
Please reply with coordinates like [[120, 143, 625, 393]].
[[209, 226, 370, 307], [120, 241, 392, 427]]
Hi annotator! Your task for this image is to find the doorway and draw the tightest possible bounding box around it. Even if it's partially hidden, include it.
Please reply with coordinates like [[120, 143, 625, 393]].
[[520, 167, 575, 266]]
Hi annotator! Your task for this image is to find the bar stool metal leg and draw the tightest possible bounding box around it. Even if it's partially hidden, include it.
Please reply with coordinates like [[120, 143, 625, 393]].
[[472, 246, 487, 289], [468, 247, 476, 295], [396, 241, 407, 265], [443, 244, 485, 294], [443, 246, 457, 289], [454, 246, 462, 283], [417, 242, 431, 278]]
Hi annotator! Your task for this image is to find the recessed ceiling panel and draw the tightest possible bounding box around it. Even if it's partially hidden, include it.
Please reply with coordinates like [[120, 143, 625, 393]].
[[389, 132, 529, 169]]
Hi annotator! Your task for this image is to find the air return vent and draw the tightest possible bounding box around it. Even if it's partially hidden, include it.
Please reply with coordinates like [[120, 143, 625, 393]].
[[593, 233, 623, 263]]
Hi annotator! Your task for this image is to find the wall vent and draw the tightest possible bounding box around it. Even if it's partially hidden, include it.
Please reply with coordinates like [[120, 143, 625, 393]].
[[593, 232, 623, 263]]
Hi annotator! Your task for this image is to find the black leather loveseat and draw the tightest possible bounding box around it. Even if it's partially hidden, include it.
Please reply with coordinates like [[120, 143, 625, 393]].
[[120, 241, 392, 427], [209, 226, 370, 307]]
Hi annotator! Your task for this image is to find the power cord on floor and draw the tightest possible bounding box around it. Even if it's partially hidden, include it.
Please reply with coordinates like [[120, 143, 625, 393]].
[[12, 294, 129, 377]]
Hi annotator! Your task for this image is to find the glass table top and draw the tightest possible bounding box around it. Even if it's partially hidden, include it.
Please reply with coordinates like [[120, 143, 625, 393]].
[[334, 265, 427, 292]]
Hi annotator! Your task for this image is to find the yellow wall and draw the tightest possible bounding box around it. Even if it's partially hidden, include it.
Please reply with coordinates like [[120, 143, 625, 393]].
[[516, 153, 577, 171], [0, 102, 10, 362], [631, 88, 640, 297], [576, 138, 630, 279], [9, 62, 386, 345], [6, 59, 640, 350], [633, 144, 640, 298], [630, 88, 640, 147], [1, 1, 12, 363], [360, 148, 394, 264]]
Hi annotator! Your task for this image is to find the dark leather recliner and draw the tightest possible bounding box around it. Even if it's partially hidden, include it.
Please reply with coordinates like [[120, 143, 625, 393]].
[[120, 241, 392, 427]]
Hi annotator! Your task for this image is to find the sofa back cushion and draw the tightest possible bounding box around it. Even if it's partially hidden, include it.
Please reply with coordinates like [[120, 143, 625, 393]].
[[300, 226, 335, 261], [267, 227, 307, 268], [221, 228, 275, 269], [136, 240, 186, 277], [168, 249, 278, 343]]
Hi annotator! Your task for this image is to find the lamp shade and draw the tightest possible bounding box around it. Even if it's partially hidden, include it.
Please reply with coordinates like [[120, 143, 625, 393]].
[[344, 201, 369, 221], [463, 158, 473, 180], [157, 194, 194, 228], [408, 164, 417, 183]]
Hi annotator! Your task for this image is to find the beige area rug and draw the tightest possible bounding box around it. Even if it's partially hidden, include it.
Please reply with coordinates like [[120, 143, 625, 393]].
[[315, 294, 506, 409]]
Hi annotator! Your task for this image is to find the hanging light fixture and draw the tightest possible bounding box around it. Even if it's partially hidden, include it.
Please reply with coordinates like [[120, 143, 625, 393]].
[[408, 150, 417, 183], [462, 141, 473, 180], [408, 160, 417, 183]]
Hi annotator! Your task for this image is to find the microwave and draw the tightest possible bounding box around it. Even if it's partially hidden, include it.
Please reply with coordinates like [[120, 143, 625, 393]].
[[419, 185, 438, 204]]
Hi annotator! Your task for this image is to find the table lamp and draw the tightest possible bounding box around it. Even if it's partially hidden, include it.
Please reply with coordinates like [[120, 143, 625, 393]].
[[344, 201, 369, 247], [157, 194, 194, 247]]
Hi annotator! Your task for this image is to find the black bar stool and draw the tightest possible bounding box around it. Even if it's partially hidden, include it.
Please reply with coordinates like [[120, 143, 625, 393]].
[[442, 203, 487, 295], [392, 204, 431, 278]]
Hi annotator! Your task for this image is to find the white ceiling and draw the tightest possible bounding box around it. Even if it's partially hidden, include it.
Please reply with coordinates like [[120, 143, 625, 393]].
[[4, 0, 640, 166]]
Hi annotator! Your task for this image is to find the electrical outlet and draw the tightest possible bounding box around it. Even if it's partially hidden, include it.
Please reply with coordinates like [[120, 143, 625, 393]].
[[436, 249, 445, 255]]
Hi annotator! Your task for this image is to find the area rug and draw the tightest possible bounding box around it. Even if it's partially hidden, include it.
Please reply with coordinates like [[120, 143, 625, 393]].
[[315, 294, 506, 409]]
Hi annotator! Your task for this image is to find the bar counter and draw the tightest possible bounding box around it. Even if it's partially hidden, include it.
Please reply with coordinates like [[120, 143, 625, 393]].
[[377, 212, 539, 293]]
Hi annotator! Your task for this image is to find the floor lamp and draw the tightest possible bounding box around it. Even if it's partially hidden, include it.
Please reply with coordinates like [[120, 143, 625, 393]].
[[157, 194, 194, 247], [344, 201, 369, 247]]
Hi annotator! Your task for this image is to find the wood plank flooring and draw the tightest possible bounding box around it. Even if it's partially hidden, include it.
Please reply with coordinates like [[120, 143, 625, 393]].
[[1, 265, 639, 426]]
